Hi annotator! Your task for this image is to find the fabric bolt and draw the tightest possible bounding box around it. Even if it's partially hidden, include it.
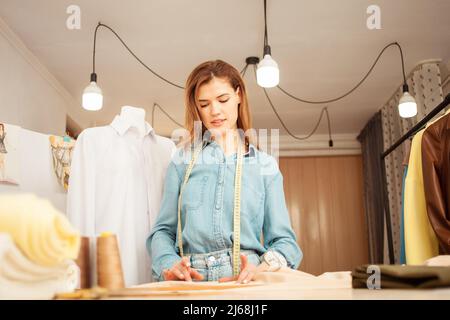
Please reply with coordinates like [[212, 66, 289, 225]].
[[404, 129, 439, 265], [0, 193, 80, 266], [0, 233, 79, 300], [148, 138, 302, 281], [67, 114, 175, 286], [352, 264, 450, 289]]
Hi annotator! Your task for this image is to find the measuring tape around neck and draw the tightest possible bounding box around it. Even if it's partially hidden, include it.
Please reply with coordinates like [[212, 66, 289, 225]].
[[177, 140, 244, 277]]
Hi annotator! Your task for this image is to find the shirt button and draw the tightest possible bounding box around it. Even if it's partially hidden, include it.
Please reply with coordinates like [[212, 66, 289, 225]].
[[208, 256, 216, 262]]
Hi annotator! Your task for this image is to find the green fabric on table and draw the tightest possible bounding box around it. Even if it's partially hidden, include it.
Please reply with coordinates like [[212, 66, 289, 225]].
[[352, 265, 450, 289]]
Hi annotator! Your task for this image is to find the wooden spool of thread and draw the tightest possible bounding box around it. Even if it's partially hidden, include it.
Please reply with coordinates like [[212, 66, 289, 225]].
[[96, 232, 125, 289], [75, 236, 90, 289]]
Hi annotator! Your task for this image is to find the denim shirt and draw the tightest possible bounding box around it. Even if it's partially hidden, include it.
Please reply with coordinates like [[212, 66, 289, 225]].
[[147, 140, 303, 281]]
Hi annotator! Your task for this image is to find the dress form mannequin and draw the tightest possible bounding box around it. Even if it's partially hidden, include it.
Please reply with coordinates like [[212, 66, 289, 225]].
[[119, 106, 147, 137]]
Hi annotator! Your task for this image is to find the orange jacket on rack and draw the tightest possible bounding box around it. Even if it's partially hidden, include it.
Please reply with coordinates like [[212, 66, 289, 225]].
[[421, 110, 450, 254]]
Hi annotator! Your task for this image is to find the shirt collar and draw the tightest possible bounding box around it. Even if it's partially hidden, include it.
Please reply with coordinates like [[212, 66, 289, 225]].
[[202, 136, 257, 157], [110, 115, 154, 137]]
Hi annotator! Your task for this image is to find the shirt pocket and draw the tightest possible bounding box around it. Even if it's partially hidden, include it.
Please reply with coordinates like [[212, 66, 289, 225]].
[[241, 181, 264, 222], [181, 175, 209, 211]]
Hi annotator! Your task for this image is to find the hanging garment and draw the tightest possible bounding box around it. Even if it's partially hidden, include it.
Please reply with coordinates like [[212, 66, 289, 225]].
[[421, 110, 450, 254], [400, 140, 412, 265], [400, 166, 408, 265], [49, 135, 75, 191], [66, 115, 175, 286], [404, 130, 439, 265], [0, 126, 6, 153]]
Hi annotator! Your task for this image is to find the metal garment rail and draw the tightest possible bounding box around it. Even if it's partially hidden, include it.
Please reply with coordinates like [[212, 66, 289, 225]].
[[380, 93, 450, 264]]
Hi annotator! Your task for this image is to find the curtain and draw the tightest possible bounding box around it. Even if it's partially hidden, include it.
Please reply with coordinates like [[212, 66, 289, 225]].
[[357, 111, 384, 264], [381, 62, 444, 263]]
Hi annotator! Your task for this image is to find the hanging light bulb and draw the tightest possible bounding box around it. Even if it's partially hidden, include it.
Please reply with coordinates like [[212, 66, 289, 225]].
[[398, 84, 417, 118], [257, 45, 279, 88], [82, 73, 103, 111]]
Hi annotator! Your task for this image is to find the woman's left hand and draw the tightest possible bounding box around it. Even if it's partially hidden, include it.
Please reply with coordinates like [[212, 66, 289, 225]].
[[218, 254, 259, 284]]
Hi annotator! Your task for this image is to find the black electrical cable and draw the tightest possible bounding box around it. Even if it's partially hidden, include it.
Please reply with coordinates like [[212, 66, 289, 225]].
[[152, 102, 183, 128], [276, 42, 407, 104], [263, 0, 268, 48], [240, 63, 249, 77], [253, 65, 333, 143], [91, 19, 342, 143], [92, 22, 185, 89]]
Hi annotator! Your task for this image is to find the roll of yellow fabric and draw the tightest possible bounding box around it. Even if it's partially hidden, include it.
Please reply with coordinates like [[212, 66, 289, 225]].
[[0, 194, 80, 267]]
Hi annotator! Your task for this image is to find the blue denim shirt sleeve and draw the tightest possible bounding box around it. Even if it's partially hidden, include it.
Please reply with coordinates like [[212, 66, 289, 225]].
[[146, 161, 182, 281], [263, 169, 303, 269]]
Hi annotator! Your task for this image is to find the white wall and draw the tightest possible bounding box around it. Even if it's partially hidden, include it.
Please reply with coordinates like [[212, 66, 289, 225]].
[[0, 28, 66, 135], [0, 18, 84, 213], [0, 17, 89, 135]]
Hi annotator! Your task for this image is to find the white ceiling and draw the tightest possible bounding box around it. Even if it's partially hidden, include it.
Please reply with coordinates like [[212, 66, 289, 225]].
[[1, 0, 449, 138]]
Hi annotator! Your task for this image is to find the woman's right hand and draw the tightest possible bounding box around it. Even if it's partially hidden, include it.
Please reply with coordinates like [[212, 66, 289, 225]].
[[163, 256, 204, 281]]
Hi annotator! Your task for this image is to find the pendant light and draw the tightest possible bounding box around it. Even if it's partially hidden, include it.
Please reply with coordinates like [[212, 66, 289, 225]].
[[256, 0, 279, 88], [82, 72, 103, 111], [82, 23, 103, 111], [396, 44, 417, 118], [398, 83, 417, 118]]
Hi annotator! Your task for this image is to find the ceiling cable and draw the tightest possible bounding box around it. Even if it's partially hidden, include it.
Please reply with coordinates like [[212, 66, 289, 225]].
[[151, 102, 184, 128], [276, 42, 407, 104], [251, 65, 333, 145], [93, 22, 185, 89]]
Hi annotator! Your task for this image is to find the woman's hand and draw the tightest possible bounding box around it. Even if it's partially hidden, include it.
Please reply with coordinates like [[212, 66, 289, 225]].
[[218, 254, 264, 284], [163, 256, 204, 281]]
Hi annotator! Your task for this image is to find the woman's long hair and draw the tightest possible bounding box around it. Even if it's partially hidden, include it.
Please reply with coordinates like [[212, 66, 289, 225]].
[[183, 60, 255, 148]]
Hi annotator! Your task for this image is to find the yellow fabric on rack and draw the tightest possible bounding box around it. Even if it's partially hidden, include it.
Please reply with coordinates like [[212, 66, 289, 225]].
[[404, 130, 439, 265], [0, 194, 80, 267]]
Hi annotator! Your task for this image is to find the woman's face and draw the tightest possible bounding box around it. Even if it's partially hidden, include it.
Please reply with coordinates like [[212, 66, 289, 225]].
[[196, 77, 240, 137]]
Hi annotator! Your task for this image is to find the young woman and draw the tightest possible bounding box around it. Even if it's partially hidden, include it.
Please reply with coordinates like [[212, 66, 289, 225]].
[[147, 60, 302, 283]]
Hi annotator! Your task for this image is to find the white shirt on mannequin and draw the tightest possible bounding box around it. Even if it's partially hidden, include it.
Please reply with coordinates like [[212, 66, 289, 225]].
[[67, 106, 176, 286], [119, 106, 147, 137]]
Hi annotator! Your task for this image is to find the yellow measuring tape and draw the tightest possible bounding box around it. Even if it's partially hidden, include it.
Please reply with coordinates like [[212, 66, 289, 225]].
[[177, 140, 244, 277]]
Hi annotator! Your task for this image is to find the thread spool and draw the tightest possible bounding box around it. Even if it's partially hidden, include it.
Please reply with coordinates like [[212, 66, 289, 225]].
[[75, 236, 90, 289], [96, 232, 125, 289]]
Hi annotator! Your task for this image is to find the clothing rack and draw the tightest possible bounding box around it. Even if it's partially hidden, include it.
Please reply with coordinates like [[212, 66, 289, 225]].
[[380, 92, 450, 264]]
